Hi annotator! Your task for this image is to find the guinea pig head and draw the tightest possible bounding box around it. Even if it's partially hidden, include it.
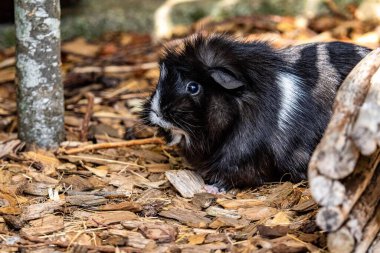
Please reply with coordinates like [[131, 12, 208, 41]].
[[141, 35, 248, 156]]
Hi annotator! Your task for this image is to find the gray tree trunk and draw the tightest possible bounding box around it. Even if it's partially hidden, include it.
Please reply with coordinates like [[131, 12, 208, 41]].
[[15, 0, 64, 149]]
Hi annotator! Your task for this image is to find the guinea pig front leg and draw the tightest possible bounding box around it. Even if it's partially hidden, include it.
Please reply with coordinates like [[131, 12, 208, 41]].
[[204, 184, 226, 194]]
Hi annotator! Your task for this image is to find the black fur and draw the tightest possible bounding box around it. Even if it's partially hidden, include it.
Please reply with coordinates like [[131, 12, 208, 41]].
[[140, 34, 371, 189]]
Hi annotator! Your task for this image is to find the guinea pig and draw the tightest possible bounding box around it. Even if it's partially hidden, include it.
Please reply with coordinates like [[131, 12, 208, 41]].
[[140, 33, 371, 189]]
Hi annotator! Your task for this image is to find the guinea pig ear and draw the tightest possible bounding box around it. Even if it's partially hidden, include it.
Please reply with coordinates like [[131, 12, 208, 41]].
[[209, 68, 245, 89]]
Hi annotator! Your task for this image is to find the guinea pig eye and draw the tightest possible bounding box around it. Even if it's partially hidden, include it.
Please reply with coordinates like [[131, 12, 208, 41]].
[[186, 81, 201, 95]]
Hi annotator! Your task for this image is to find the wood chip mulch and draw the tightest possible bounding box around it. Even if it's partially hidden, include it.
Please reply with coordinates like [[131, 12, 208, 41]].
[[0, 12, 379, 252]]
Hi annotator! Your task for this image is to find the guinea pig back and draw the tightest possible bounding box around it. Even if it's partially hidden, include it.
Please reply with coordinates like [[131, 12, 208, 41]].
[[140, 33, 371, 189]]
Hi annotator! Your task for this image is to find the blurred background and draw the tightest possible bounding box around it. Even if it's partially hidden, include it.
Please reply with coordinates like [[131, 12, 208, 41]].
[[1, 0, 379, 49]]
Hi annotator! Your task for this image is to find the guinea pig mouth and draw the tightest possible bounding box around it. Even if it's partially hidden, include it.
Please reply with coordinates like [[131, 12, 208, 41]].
[[149, 110, 172, 129], [149, 110, 190, 145]]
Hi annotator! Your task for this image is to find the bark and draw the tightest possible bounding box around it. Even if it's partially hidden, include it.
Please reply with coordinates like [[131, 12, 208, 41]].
[[352, 67, 380, 155], [354, 202, 380, 253], [315, 150, 380, 231], [369, 230, 380, 253], [308, 48, 380, 180], [15, 0, 64, 149], [307, 47, 380, 252], [327, 164, 380, 253]]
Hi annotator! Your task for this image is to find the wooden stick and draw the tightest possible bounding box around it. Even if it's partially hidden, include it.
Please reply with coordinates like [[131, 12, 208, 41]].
[[309, 48, 380, 179], [62, 137, 164, 154], [80, 92, 94, 142], [119, 92, 151, 100], [315, 150, 380, 231], [352, 67, 380, 156], [327, 164, 380, 252], [72, 62, 158, 74]]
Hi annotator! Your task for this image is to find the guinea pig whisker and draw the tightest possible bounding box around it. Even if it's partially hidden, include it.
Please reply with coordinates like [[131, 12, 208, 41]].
[[170, 115, 197, 138], [172, 109, 194, 114], [176, 117, 203, 129]]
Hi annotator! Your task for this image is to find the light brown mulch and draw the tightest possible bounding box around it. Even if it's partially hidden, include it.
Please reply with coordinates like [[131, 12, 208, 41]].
[[0, 11, 379, 252]]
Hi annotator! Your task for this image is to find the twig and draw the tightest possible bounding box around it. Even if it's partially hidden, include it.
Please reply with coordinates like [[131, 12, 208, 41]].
[[61, 137, 164, 154], [72, 62, 158, 74], [119, 92, 151, 100], [59, 154, 146, 168], [80, 92, 95, 142]]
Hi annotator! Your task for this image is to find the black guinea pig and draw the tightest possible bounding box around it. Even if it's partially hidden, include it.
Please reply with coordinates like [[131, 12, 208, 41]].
[[140, 33, 370, 189]]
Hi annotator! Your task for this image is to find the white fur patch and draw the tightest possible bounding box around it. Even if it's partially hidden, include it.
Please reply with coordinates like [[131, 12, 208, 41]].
[[151, 89, 160, 115], [168, 134, 182, 146], [160, 63, 167, 79], [277, 73, 304, 131], [355, 46, 369, 58], [316, 44, 339, 82], [149, 90, 191, 146], [150, 89, 172, 129]]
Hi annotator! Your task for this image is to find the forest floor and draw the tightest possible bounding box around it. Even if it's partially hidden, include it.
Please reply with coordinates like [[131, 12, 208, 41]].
[[0, 8, 379, 253]]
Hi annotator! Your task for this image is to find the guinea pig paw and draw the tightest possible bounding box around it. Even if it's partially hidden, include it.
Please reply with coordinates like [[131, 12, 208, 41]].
[[204, 184, 226, 195]]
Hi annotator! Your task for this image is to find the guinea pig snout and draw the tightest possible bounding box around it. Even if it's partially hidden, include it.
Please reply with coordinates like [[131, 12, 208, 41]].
[[149, 91, 172, 129]]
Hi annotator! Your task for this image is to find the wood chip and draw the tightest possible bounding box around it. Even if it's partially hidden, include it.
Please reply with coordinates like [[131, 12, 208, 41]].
[[139, 223, 178, 243], [86, 211, 138, 227], [84, 165, 109, 178], [21, 214, 64, 236], [192, 193, 216, 209], [159, 207, 211, 228], [188, 234, 207, 245], [217, 198, 265, 209], [291, 199, 317, 212], [23, 182, 55, 196], [94, 201, 142, 212], [0, 140, 21, 159], [257, 224, 290, 238], [179, 242, 228, 252], [165, 170, 206, 198], [146, 163, 171, 173], [61, 175, 96, 191], [239, 206, 278, 221], [22, 151, 60, 167], [108, 229, 156, 249], [209, 216, 250, 229], [205, 206, 241, 219], [65, 195, 108, 207], [21, 200, 65, 221]]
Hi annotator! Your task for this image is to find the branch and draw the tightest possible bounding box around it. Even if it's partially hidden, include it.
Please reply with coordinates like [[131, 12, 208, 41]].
[[309, 48, 380, 180], [61, 137, 164, 154]]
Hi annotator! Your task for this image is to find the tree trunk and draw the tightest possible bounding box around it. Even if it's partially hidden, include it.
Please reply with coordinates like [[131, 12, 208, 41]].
[[15, 0, 64, 149]]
